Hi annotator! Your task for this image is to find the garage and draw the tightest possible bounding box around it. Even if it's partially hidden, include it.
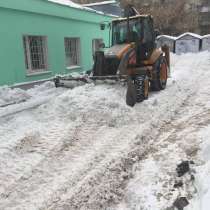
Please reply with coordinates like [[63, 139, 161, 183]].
[[175, 33, 201, 54]]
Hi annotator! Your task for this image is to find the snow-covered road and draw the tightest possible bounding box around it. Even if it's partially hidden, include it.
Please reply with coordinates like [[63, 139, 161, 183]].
[[0, 52, 210, 210]]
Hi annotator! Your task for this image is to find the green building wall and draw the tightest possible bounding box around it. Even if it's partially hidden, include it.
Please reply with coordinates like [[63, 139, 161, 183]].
[[0, 0, 113, 86]]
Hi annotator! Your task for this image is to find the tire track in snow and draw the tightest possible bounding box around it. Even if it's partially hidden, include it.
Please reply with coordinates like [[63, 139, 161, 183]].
[[113, 105, 210, 210], [0, 53, 210, 210], [0, 118, 118, 210], [45, 52, 210, 210]]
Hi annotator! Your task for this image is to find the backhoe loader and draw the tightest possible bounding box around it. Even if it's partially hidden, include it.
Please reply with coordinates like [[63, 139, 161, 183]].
[[54, 5, 170, 107]]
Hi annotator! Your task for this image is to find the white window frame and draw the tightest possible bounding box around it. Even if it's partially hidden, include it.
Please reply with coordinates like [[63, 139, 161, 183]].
[[64, 37, 81, 69], [23, 35, 48, 74]]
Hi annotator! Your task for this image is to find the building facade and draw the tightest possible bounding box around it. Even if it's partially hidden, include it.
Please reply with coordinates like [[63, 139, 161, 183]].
[[199, 0, 210, 34], [0, 0, 113, 86]]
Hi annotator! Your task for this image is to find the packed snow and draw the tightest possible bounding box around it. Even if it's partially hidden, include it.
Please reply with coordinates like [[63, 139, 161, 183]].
[[0, 52, 210, 210]]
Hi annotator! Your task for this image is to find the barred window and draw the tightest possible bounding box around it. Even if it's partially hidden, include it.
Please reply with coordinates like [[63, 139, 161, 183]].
[[23, 36, 48, 72], [64, 38, 80, 67]]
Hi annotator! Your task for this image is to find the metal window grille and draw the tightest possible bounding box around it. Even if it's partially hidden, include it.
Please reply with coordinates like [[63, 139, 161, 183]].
[[64, 38, 80, 67], [23, 36, 48, 72]]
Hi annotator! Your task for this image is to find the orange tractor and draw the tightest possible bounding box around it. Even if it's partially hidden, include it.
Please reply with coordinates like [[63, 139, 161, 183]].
[[55, 5, 170, 107]]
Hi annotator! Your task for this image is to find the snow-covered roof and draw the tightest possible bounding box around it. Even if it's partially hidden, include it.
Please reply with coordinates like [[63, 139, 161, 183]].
[[202, 34, 210, 39], [83, 0, 121, 17], [83, 1, 117, 7], [48, 0, 83, 9], [177, 32, 202, 40], [157, 35, 177, 40], [47, 0, 113, 16]]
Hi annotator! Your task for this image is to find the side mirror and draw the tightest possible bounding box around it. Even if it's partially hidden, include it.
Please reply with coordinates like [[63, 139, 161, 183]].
[[154, 29, 160, 37], [99, 42, 105, 48], [100, 23, 106, 30]]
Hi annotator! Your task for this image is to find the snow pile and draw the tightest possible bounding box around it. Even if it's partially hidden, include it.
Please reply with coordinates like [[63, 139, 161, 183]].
[[0, 86, 31, 107], [0, 81, 64, 117], [0, 52, 210, 210], [112, 51, 210, 210], [186, 125, 210, 210]]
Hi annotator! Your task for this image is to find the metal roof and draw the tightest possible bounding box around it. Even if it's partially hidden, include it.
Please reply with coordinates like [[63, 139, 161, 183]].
[[157, 35, 177, 40], [112, 14, 151, 22], [176, 32, 202, 40]]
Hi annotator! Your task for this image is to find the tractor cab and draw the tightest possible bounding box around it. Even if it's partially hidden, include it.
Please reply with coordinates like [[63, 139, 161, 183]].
[[111, 15, 156, 62], [93, 15, 157, 76]]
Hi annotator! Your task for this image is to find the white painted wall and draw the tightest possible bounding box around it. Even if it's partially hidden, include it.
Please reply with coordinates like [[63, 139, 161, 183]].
[[175, 38, 200, 54], [202, 37, 210, 51]]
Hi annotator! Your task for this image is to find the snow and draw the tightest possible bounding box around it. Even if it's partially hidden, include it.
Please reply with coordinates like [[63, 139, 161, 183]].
[[177, 32, 202, 40], [185, 126, 210, 210], [0, 86, 31, 107], [47, 0, 112, 15], [202, 34, 210, 39], [48, 0, 83, 9], [83, 0, 117, 6], [157, 35, 177, 40], [0, 81, 64, 117], [0, 52, 210, 210]]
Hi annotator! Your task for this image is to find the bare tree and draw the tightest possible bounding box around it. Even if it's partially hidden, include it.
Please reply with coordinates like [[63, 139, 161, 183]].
[[136, 0, 199, 35], [73, 0, 199, 35]]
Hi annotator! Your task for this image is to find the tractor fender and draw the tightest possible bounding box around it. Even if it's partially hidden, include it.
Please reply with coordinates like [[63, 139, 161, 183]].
[[117, 48, 135, 75], [143, 48, 163, 65]]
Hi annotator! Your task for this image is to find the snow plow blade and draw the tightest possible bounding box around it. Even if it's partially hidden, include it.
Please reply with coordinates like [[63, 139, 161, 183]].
[[54, 75, 128, 88]]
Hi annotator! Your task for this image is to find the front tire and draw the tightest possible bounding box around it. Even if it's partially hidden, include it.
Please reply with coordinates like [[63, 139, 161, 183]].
[[151, 56, 168, 91], [135, 75, 149, 103], [126, 77, 137, 107]]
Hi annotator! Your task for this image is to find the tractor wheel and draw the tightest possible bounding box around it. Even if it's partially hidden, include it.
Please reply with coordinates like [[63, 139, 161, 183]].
[[126, 77, 137, 107], [135, 75, 149, 103], [151, 56, 168, 91]]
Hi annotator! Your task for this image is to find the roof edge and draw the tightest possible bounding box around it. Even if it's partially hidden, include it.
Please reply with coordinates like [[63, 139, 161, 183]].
[[0, 0, 114, 25], [83, 0, 117, 7]]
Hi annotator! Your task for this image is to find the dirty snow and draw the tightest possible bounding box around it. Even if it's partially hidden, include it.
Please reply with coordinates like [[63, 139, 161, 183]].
[[0, 52, 210, 210], [185, 126, 210, 210]]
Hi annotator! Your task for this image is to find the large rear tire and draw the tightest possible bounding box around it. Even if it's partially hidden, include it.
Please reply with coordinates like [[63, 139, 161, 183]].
[[151, 56, 168, 91], [135, 75, 149, 103]]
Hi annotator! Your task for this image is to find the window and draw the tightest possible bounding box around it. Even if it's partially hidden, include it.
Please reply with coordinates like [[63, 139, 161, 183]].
[[143, 19, 153, 43], [64, 38, 80, 68], [112, 19, 142, 45], [23, 36, 48, 73]]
